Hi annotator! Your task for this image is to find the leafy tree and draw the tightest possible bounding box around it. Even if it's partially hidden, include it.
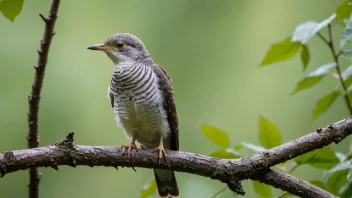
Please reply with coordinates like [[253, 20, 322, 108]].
[[2, 0, 352, 198]]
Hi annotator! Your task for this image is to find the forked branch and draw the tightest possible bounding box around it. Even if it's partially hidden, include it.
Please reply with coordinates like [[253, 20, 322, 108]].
[[3, 116, 352, 197]]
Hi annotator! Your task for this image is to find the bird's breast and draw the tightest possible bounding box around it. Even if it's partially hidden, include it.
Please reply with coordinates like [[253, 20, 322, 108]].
[[109, 63, 170, 148]]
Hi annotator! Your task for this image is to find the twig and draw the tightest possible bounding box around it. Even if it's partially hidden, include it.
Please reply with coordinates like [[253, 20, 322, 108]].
[[317, 26, 352, 115], [210, 186, 227, 198], [26, 1, 61, 198], [3, 116, 352, 197]]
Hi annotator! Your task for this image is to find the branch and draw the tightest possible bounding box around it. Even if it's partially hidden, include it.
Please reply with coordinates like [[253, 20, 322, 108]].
[[3, 117, 352, 197], [26, 1, 61, 198], [254, 169, 334, 198], [317, 27, 352, 114]]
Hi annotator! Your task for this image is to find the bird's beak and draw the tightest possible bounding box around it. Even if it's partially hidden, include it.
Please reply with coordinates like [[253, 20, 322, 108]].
[[87, 44, 106, 51]]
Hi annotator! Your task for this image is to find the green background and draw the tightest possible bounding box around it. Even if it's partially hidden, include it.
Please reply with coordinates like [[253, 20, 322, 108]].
[[0, 0, 349, 197]]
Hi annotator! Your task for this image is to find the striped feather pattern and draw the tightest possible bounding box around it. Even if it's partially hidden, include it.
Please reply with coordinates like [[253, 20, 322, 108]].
[[109, 62, 170, 148]]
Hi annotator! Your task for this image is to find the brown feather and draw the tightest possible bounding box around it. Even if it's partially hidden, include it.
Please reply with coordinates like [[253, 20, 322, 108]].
[[152, 64, 180, 197], [151, 64, 179, 151]]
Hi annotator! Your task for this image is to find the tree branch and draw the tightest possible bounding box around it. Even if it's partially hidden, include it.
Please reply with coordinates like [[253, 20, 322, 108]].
[[254, 169, 334, 198], [3, 116, 351, 197], [26, 1, 60, 198]]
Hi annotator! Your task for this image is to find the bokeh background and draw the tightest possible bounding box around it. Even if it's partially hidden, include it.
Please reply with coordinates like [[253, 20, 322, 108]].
[[0, 0, 349, 197]]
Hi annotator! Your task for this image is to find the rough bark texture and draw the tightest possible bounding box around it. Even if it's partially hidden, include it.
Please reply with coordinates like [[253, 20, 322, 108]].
[[26, 1, 61, 198], [6, 1, 347, 197], [3, 116, 351, 197]]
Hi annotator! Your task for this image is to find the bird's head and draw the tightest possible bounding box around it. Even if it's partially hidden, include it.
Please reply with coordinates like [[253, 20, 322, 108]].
[[88, 33, 152, 64]]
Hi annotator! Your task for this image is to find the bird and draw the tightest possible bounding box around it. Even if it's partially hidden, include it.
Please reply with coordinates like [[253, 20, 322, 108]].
[[88, 33, 180, 198]]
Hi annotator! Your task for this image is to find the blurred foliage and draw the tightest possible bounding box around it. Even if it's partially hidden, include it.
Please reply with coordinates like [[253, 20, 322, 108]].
[[259, 37, 301, 67], [204, 0, 352, 197], [294, 146, 339, 170], [141, 178, 156, 198], [258, 115, 282, 149], [1, 0, 352, 198], [0, 0, 23, 22], [291, 63, 336, 95], [201, 124, 231, 148], [252, 181, 272, 198]]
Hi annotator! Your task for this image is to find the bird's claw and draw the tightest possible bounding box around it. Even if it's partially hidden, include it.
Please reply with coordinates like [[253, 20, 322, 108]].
[[154, 144, 167, 165], [121, 142, 137, 162]]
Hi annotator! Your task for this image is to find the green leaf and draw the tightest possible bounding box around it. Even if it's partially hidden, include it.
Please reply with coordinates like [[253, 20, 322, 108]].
[[312, 90, 340, 120], [292, 14, 336, 44], [291, 76, 325, 94], [291, 63, 336, 94], [337, 0, 352, 27], [0, 0, 24, 22], [259, 37, 301, 66], [341, 16, 352, 48], [342, 49, 352, 59], [343, 65, 352, 87], [259, 116, 282, 149], [291, 21, 318, 44], [340, 176, 352, 198], [275, 160, 297, 173], [348, 88, 352, 105], [252, 181, 272, 198], [209, 148, 240, 159], [201, 125, 230, 148], [326, 169, 348, 195], [300, 45, 310, 70], [341, 185, 352, 198], [294, 146, 340, 170], [309, 180, 326, 190], [326, 160, 352, 176], [343, 65, 352, 80], [234, 144, 243, 151], [336, 0, 352, 23], [241, 142, 267, 153], [241, 142, 266, 153], [141, 178, 156, 198], [336, 152, 347, 162]]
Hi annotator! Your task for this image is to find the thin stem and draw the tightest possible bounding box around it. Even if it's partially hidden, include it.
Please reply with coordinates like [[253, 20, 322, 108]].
[[317, 32, 329, 45], [277, 192, 288, 198], [27, 0, 61, 198], [288, 164, 299, 174], [318, 25, 352, 115], [210, 187, 227, 198]]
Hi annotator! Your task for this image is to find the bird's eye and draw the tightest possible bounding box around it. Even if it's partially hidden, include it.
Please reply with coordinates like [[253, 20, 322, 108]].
[[116, 42, 124, 48]]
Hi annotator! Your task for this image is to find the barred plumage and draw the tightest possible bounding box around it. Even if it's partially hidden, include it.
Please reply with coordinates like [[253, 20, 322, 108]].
[[109, 62, 170, 148]]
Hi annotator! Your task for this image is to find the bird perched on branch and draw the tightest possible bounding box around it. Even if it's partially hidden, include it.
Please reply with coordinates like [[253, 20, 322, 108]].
[[88, 33, 179, 198]]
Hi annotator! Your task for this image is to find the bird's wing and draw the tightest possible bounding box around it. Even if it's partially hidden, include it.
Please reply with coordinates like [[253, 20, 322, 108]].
[[152, 64, 179, 151]]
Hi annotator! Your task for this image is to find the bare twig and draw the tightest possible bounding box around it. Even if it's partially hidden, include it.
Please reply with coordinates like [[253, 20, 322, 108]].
[[26, 0, 61, 198], [210, 186, 227, 198], [317, 26, 352, 114], [3, 117, 352, 197]]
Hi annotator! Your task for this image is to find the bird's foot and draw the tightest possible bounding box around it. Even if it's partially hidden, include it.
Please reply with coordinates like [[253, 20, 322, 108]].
[[154, 144, 167, 165], [121, 142, 137, 162]]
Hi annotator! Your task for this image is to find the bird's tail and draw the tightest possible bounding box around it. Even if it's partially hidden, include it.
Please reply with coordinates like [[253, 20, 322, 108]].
[[154, 169, 179, 198]]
